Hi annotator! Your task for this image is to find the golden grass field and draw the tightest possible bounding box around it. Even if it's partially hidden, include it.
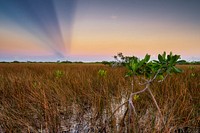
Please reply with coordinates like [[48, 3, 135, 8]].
[[0, 63, 199, 132]]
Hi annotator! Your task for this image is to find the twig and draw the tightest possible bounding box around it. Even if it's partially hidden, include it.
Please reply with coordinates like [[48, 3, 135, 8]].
[[151, 69, 162, 82], [119, 108, 129, 132], [147, 88, 165, 126], [129, 93, 137, 116], [100, 101, 128, 132], [108, 101, 128, 121]]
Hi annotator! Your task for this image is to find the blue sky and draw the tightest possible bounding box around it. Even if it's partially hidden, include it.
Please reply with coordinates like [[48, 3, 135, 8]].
[[0, 0, 199, 62]]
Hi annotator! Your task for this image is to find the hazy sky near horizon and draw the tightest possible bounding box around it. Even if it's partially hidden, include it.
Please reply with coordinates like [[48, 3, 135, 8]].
[[0, 0, 200, 61]]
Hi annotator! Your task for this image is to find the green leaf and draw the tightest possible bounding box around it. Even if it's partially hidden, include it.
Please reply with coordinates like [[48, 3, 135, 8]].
[[191, 73, 195, 77], [169, 57, 175, 66], [133, 95, 140, 101], [158, 75, 164, 80], [122, 52, 184, 78], [153, 60, 159, 63], [166, 67, 172, 74], [138, 59, 145, 68], [167, 55, 171, 62], [55, 70, 64, 78], [170, 51, 173, 56], [144, 54, 150, 62], [126, 63, 130, 69], [125, 71, 133, 77], [98, 69, 107, 77], [131, 62, 138, 72], [158, 54, 164, 63], [172, 66, 183, 73], [174, 55, 180, 62], [162, 51, 166, 60]]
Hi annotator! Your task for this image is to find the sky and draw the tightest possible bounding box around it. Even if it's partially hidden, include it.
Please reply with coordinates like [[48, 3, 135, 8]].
[[0, 0, 200, 62]]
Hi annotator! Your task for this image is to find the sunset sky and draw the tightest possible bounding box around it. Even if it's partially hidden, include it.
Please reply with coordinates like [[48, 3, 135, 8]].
[[0, 0, 200, 62]]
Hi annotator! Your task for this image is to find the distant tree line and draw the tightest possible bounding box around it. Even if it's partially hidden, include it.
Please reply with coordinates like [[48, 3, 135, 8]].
[[182, 61, 200, 65], [0, 60, 84, 64], [0, 57, 199, 65]]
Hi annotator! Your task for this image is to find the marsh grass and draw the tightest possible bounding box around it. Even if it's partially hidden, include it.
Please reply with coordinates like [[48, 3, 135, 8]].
[[0, 63, 199, 132]]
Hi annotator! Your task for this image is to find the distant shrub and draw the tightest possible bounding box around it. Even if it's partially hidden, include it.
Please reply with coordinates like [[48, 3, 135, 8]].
[[12, 61, 20, 63]]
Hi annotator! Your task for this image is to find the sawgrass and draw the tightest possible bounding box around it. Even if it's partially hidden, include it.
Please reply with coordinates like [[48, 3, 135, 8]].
[[0, 63, 199, 132]]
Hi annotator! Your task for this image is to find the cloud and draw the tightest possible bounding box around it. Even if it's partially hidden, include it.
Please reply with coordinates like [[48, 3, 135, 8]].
[[111, 15, 118, 19]]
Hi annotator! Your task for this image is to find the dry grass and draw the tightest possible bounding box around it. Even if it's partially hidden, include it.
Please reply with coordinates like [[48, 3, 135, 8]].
[[0, 63, 199, 132]]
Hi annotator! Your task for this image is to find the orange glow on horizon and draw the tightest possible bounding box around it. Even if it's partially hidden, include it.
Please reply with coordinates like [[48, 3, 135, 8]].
[[0, 28, 52, 56]]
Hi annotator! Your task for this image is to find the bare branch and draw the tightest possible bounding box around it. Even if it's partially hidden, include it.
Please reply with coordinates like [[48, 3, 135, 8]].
[[129, 93, 137, 116], [151, 69, 161, 82], [147, 88, 165, 126], [108, 101, 128, 121]]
